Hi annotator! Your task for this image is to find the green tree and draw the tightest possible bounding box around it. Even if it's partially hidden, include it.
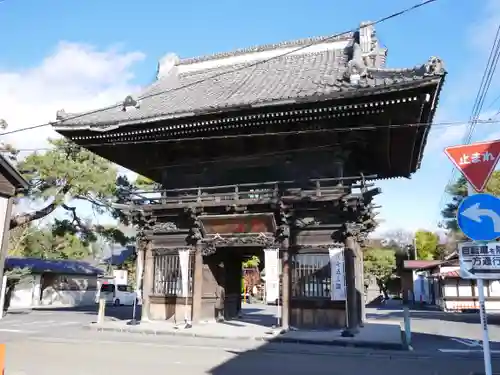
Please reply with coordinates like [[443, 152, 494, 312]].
[[363, 247, 396, 298], [441, 176, 468, 232], [7, 137, 158, 246], [11, 138, 118, 234], [415, 230, 439, 260], [242, 255, 260, 268], [10, 225, 91, 260]]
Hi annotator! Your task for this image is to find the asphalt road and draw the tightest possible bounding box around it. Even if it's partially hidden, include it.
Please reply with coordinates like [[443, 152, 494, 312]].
[[2, 327, 496, 375], [368, 307, 500, 354], [0, 305, 135, 339], [3, 305, 500, 371]]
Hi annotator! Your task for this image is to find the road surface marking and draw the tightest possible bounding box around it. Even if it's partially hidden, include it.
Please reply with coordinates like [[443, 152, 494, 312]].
[[439, 349, 500, 353], [0, 329, 34, 333], [450, 338, 482, 347]]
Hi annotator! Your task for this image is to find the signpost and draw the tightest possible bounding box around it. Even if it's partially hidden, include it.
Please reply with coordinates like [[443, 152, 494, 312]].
[[445, 140, 500, 375]]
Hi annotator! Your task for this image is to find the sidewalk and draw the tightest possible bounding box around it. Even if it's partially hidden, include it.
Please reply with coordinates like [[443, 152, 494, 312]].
[[85, 318, 404, 350]]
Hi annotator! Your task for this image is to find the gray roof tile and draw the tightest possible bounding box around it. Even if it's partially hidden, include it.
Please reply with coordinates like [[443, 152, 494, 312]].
[[54, 34, 445, 129]]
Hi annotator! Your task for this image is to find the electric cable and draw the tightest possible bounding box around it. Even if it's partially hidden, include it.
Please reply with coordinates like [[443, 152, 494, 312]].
[[4, 118, 499, 154], [437, 24, 500, 226], [0, 0, 439, 137]]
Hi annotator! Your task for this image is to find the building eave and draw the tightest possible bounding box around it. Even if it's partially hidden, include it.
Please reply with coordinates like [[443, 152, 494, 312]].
[[53, 75, 444, 134]]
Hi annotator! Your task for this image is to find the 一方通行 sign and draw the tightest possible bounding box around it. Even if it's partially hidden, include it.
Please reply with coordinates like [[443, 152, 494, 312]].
[[459, 242, 500, 279]]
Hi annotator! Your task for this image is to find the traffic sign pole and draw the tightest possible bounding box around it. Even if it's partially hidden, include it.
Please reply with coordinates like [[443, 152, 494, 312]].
[[468, 184, 493, 375], [478, 277, 492, 375], [446, 141, 500, 375]]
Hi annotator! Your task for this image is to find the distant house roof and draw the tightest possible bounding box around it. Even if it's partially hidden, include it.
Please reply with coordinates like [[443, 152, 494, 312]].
[[102, 245, 135, 266], [5, 257, 104, 276], [436, 269, 460, 278]]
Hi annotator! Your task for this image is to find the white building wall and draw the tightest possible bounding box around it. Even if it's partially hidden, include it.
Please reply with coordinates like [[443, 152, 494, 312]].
[[9, 273, 98, 308]]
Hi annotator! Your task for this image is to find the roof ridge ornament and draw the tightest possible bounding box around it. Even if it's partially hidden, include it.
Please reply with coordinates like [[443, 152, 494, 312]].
[[423, 56, 445, 75], [157, 53, 180, 80], [359, 21, 376, 54], [56, 109, 68, 121], [0, 119, 7, 130], [345, 42, 367, 85], [358, 21, 385, 69], [122, 95, 141, 112]]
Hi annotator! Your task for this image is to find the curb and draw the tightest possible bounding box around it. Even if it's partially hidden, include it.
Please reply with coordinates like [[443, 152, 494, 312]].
[[84, 324, 404, 351]]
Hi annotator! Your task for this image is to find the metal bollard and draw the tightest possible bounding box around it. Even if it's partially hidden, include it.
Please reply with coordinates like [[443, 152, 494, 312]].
[[97, 296, 106, 324], [403, 306, 412, 350]]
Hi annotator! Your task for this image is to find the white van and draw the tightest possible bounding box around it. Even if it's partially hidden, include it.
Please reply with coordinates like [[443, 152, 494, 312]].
[[96, 283, 137, 306]]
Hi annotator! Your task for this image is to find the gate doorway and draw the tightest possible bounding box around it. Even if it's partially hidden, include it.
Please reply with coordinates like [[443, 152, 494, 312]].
[[201, 246, 280, 328]]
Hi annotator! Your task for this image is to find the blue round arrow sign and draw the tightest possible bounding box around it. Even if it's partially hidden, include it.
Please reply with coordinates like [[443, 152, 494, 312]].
[[457, 193, 500, 241]]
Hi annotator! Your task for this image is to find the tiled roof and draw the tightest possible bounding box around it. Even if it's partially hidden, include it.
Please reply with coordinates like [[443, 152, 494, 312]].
[[439, 270, 460, 278], [102, 245, 135, 266], [53, 25, 445, 129], [5, 257, 104, 275]]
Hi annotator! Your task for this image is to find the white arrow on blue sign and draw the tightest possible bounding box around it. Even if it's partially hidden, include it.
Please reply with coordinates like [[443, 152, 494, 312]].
[[457, 193, 500, 242]]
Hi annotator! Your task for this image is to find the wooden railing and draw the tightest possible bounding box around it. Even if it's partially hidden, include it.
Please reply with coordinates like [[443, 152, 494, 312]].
[[129, 175, 377, 206]]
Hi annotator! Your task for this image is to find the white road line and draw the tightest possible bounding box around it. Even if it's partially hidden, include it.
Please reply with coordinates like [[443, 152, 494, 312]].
[[450, 338, 482, 347], [0, 321, 81, 329], [439, 349, 500, 353], [0, 328, 35, 333]]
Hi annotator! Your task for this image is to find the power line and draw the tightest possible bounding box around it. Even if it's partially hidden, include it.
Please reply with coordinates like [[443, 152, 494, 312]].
[[7, 118, 500, 154], [0, 0, 439, 138], [437, 24, 500, 226]]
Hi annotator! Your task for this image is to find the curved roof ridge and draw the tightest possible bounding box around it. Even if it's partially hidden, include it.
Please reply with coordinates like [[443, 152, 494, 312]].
[[177, 32, 354, 66], [178, 48, 349, 78]]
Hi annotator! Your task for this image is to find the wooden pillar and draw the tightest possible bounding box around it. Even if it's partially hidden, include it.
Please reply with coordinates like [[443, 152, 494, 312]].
[[342, 236, 359, 336], [191, 245, 203, 323], [141, 240, 154, 321], [281, 239, 290, 330]]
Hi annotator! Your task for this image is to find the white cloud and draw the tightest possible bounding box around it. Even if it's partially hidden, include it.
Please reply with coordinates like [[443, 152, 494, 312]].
[[0, 42, 145, 151]]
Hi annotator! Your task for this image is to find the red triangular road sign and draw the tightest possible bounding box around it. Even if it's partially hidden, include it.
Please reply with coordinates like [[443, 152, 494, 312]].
[[444, 140, 500, 192]]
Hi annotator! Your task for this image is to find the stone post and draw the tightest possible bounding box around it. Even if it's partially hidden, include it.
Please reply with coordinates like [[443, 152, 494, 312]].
[[141, 240, 154, 321], [191, 245, 203, 323]]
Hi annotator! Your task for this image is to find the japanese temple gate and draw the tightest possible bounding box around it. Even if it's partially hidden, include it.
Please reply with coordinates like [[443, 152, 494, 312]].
[[52, 21, 446, 332]]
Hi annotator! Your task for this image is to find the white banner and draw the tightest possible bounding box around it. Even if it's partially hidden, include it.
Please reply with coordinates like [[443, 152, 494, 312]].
[[113, 269, 128, 285], [178, 249, 190, 297], [264, 248, 280, 303], [329, 246, 346, 301]]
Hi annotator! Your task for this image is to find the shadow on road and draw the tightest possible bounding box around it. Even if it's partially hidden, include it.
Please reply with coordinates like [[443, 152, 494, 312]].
[[205, 331, 490, 375], [24, 305, 142, 321], [367, 306, 500, 325]]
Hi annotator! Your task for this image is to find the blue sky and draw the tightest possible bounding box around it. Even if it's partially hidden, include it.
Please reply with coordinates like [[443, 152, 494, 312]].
[[1, 0, 499, 236]]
